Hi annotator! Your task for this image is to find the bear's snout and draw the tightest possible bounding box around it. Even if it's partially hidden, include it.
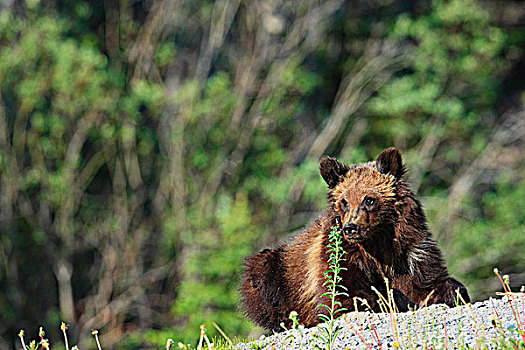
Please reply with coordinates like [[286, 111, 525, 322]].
[[343, 222, 358, 236]]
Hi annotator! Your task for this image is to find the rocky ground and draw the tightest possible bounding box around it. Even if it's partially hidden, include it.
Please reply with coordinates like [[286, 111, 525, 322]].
[[234, 296, 525, 349]]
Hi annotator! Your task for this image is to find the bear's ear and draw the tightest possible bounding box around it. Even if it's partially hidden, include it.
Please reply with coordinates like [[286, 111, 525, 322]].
[[319, 156, 349, 189], [376, 147, 405, 180]]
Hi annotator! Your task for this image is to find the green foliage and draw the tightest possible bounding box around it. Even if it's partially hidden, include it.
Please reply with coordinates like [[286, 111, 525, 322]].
[[371, 0, 507, 139], [171, 193, 256, 344], [448, 174, 525, 297]]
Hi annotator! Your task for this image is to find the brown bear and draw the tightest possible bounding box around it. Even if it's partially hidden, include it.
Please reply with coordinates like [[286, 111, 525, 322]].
[[240, 148, 469, 332]]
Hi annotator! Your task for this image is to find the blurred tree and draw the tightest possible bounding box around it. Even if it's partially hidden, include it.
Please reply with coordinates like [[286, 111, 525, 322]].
[[0, 4, 174, 348]]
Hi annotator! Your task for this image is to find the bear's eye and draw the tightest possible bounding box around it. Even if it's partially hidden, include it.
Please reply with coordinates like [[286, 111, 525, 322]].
[[340, 198, 348, 210], [364, 197, 376, 207]]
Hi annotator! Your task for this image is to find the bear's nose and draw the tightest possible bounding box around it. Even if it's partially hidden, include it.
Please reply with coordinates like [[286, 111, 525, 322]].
[[343, 223, 358, 235]]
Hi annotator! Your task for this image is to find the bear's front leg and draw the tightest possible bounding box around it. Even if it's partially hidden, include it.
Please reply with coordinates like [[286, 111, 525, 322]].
[[424, 277, 470, 307]]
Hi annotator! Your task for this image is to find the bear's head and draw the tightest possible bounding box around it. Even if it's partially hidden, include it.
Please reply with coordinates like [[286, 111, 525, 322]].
[[319, 148, 406, 242]]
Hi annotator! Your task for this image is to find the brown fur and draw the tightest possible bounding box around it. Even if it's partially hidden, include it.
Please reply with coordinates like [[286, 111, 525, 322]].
[[240, 148, 469, 332]]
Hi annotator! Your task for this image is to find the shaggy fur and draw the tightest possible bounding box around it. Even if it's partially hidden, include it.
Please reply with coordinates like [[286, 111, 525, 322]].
[[240, 148, 469, 332]]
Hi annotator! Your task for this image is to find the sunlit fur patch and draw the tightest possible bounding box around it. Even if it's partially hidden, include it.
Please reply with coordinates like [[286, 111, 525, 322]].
[[295, 232, 324, 324], [407, 236, 441, 276]]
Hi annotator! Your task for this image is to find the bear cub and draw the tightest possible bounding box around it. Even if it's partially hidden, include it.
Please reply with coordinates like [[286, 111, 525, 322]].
[[240, 148, 469, 332]]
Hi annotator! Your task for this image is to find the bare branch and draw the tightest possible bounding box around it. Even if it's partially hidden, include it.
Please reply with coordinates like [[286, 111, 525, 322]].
[[446, 111, 525, 226]]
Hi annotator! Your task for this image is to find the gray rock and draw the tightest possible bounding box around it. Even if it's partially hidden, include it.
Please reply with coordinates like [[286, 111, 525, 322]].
[[235, 297, 525, 349]]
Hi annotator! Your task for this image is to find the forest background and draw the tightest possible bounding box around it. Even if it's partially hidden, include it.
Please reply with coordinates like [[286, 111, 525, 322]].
[[0, 0, 524, 348]]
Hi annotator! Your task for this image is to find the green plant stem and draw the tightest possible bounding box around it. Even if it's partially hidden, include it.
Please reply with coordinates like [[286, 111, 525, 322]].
[[317, 226, 347, 350], [326, 232, 343, 349]]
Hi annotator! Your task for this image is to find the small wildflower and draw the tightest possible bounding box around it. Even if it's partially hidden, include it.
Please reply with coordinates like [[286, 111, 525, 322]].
[[39, 327, 45, 338], [92, 329, 102, 350], [41, 339, 49, 349], [494, 268, 499, 274], [289, 311, 298, 320], [178, 342, 185, 349], [29, 340, 36, 349], [71, 346, 79, 350], [503, 275, 510, 284], [61, 322, 70, 350], [521, 286, 524, 293], [165, 338, 174, 350], [361, 299, 370, 308], [18, 330, 28, 350]]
